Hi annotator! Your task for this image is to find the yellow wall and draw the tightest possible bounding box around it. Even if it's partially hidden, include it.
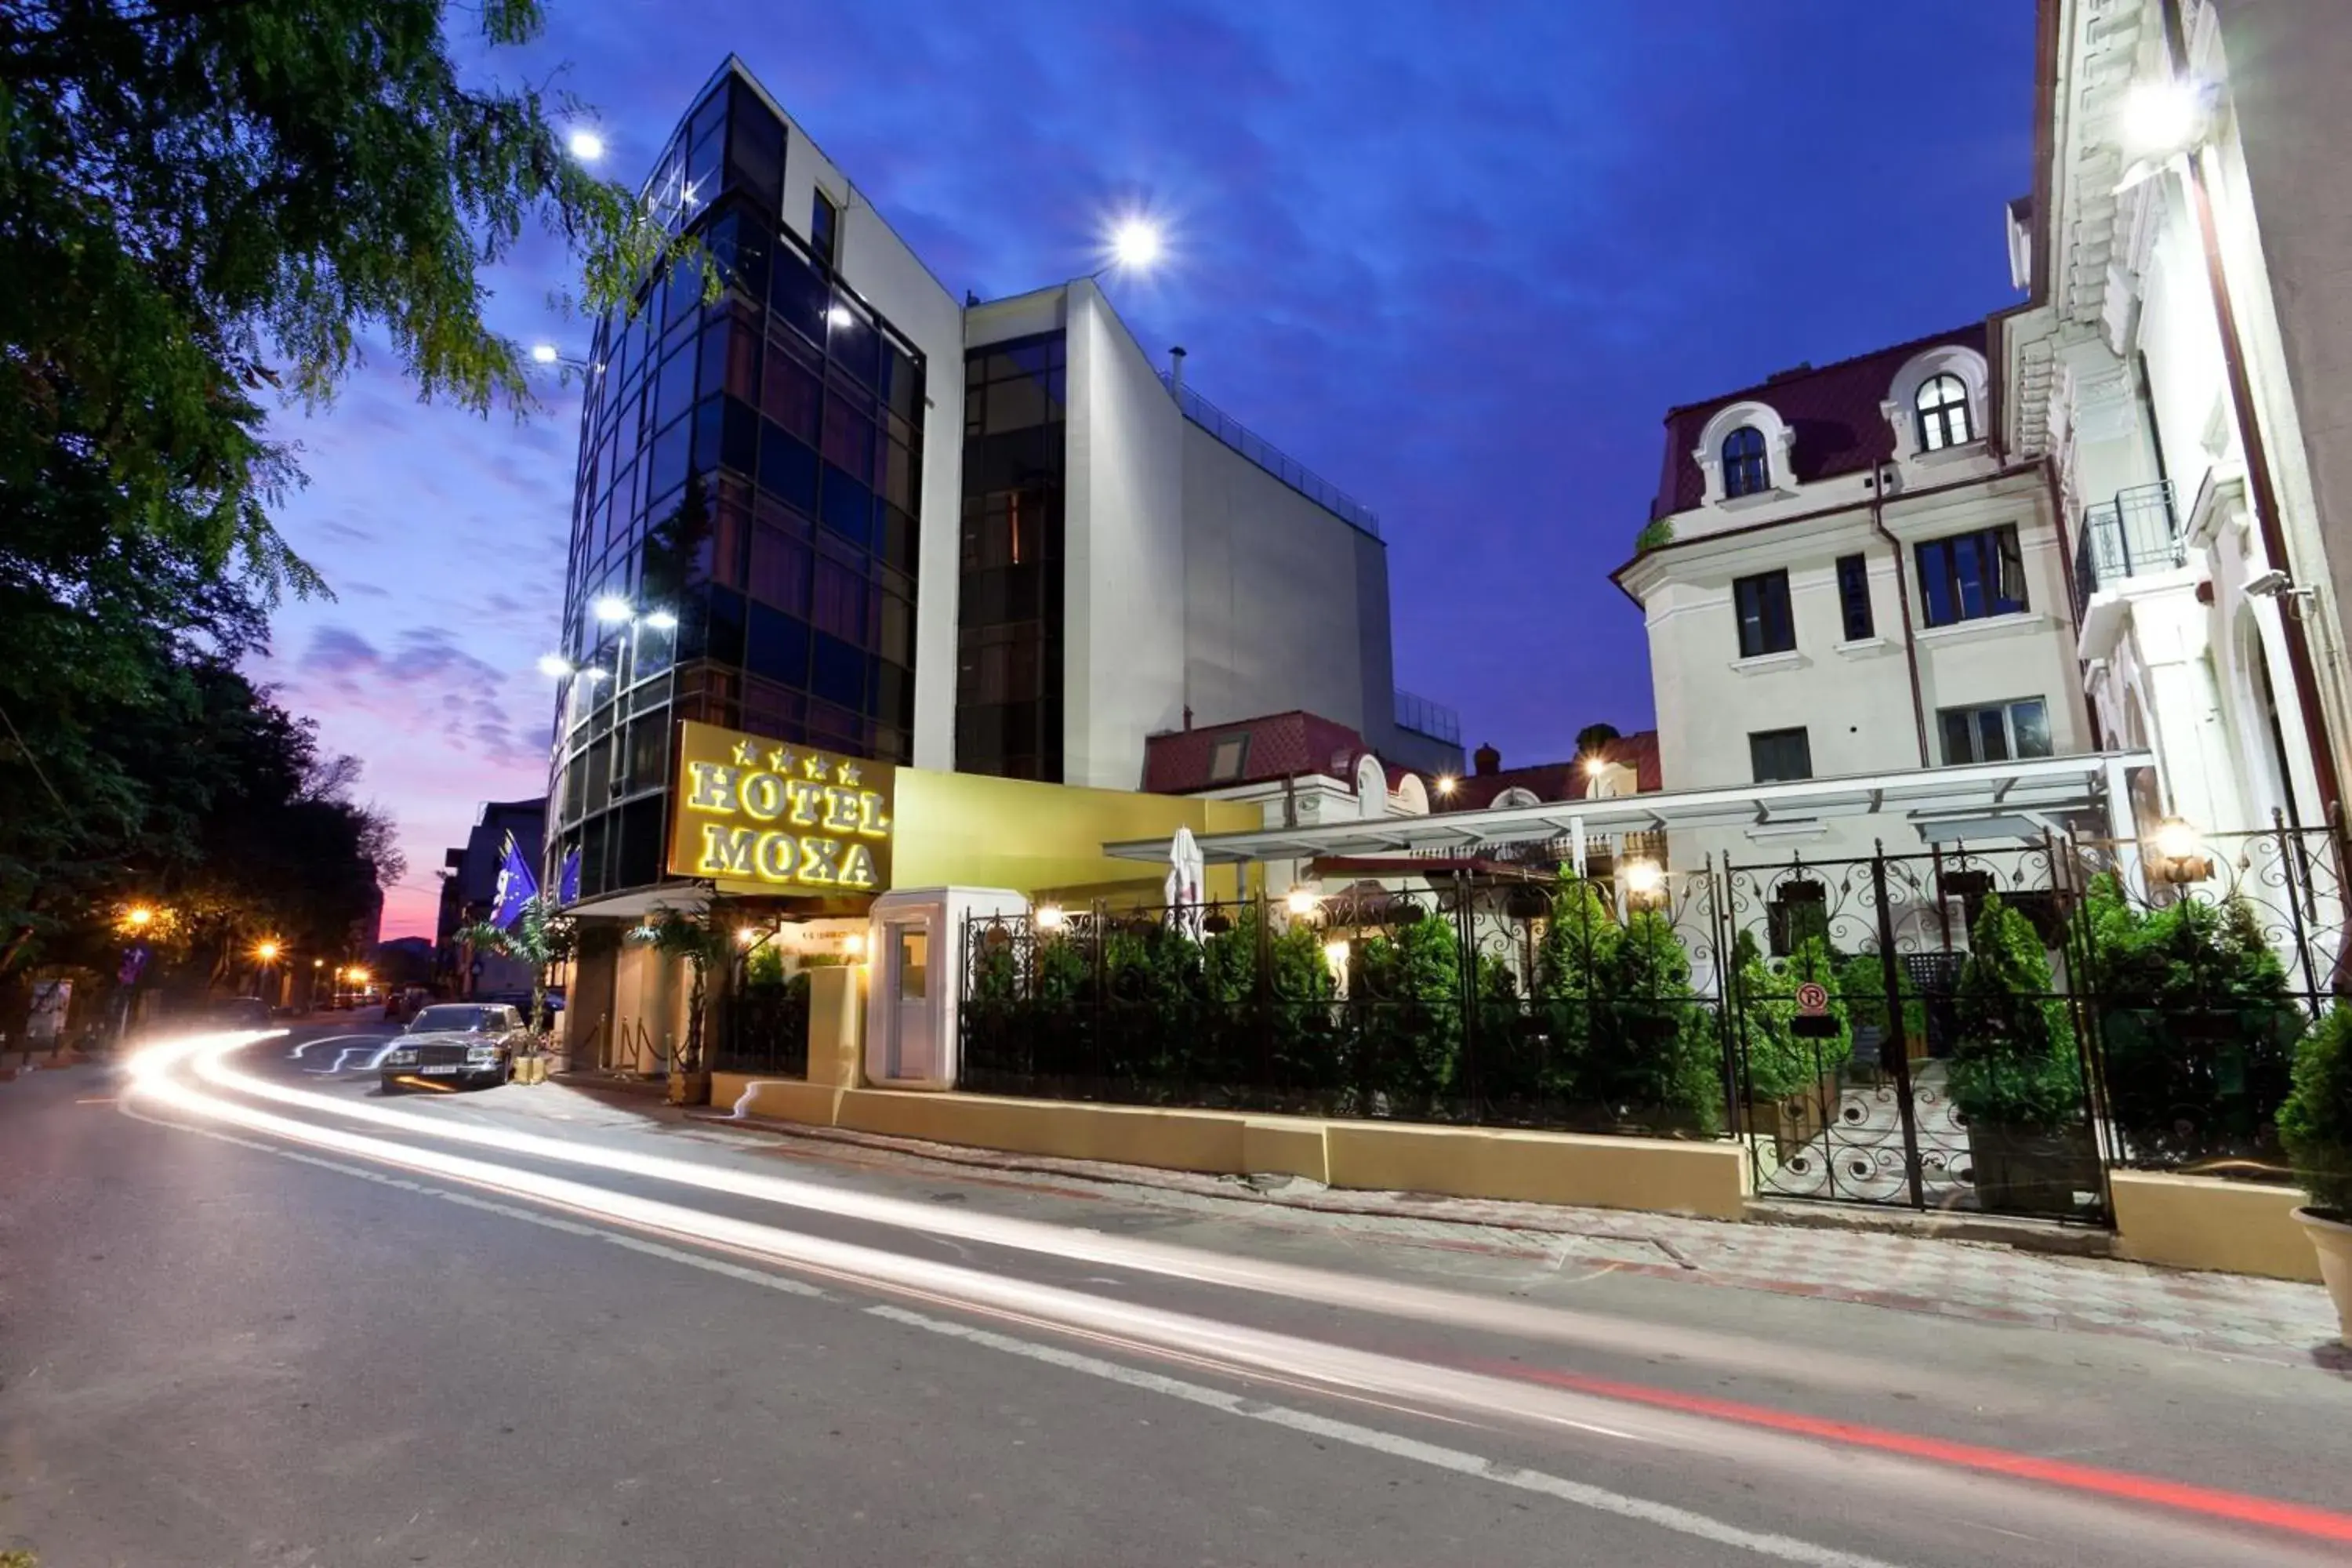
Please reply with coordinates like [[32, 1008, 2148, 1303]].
[[891, 768, 1260, 898], [2109, 1171, 2321, 1282]]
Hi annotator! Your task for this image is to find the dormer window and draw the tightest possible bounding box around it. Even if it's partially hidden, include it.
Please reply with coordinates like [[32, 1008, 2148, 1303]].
[[1722, 426, 1769, 497], [1915, 373, 1973, 452]]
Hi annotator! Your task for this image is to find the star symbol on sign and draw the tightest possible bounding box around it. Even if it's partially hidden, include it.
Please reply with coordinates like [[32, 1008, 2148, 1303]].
[[803, 754, 828, 780], [768, 746, 794, 774], [731, 740, 758, 766], [836, 760, 862, 787]]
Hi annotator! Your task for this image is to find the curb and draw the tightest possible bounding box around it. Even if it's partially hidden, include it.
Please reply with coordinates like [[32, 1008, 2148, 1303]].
[[682, 1105, 2141, 1264]]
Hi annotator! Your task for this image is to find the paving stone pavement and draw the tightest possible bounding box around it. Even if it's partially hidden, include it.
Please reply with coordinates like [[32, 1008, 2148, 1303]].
[[673, 1102, 2347, 1373]]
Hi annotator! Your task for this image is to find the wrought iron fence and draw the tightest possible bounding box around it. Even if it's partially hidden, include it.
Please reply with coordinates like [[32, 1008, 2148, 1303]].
[[713, 975, 810, 1076], [960, 872, 1733, 1140], [955, 819, 2348, 1225]]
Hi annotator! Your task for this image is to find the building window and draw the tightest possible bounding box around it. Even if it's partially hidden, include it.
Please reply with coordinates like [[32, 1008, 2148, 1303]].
[[1835, 554, 1874, 641], [957, 332, 1068, 781], [1915, 524, 2027, 627], [811, 188, 840, 268], [1733, 569, 1795, 659], [1915, 373, 1973, 452], [1937, 699, 2053, 765], [1208, 733, 1249, 783], [1749, 727, 1813, 782], [1722, 426, 1769, 498]]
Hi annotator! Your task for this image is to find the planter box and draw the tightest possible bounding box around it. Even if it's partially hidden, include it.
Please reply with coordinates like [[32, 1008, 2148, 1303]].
[[2110, 1171, 2321, 1281], [2297, 1207, 2352, 1345], [1967, 1125, 2102, 1217], [1746, 1072, 1841, 1156], [511, 1055, 550, 1087], [667, 1069, 712, 1108]]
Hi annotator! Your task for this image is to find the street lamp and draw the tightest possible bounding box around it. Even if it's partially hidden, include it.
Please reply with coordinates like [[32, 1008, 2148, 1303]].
[[1433, 774, 1458, 800], [1033, 902, 1066, 931], [254, 939, 281, 963], [1621, 858, 1667, 913], [2149, 817, 2214, 884], [121, 903, 155, 932]]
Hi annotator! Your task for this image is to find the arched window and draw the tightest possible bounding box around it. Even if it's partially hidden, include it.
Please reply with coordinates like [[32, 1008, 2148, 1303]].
[[1915, 373, 1973, 452], [1722, 426, 1769, 496]]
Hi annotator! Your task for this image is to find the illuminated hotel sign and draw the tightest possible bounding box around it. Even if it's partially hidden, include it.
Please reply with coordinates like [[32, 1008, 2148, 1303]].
[[665, 720, 895, 893]]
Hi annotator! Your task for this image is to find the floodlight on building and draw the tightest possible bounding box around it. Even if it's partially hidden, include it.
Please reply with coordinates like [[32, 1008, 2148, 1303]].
[[1109, 217, 1163, 270], [2120, 78, 2209, 159], [826, 304, 855, 328], [537, 654, 575, 678], [592, 594, 634, 623], [643, 610, 678, 631], [1434, 775, 1457, 798], [567, 129, 606, 162]]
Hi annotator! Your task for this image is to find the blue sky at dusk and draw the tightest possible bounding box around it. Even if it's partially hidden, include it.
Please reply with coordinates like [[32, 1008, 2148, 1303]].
[[252, 1, 2036, 938]]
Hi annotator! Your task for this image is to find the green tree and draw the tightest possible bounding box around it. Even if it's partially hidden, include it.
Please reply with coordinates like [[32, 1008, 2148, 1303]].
[[628, 908, 728, 1075], [2278, 1004, 2352, 1217], [2, 0, 695, 973], [1354, 915, 1463, 1114], [1585, 909, 1721, 1134], [1950, 894, 2081, 1134], [459, 895, 575, 1036]]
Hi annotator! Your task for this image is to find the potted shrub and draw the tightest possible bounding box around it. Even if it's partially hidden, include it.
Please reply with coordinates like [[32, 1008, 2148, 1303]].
[[2077, 878, 2303, 1168], [630, 908, 727, 1106], [1949, 894, 2098, 1215], [2279, 1004, 2352, 1340], [1730, 935, 1856, 1152]]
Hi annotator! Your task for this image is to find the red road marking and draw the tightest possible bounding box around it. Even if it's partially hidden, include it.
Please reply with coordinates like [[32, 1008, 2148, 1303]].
[[1499, 1362, 2352, 1544]]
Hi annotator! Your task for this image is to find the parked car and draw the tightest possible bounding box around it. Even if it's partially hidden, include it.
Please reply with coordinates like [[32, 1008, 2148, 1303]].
[[378, 1004, 526, 1093]]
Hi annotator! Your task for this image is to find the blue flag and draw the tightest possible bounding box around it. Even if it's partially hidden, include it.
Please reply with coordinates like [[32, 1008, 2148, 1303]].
[[558, 846, 581, 904], [490, 831, 539, 928]]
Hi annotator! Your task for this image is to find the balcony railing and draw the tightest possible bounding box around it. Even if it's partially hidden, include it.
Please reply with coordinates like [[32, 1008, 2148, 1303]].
[[2071, 481, 2183, 622], [1393, 688, 1461, 745], [1158, 373, 1382, 538]]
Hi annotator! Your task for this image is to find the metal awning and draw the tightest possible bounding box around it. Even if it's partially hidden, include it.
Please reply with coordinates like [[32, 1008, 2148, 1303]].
[[1105, 753, 2154, 866]]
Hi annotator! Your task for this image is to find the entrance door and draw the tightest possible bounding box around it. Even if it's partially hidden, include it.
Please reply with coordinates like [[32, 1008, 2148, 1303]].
[[886, 922, 932, 1081]]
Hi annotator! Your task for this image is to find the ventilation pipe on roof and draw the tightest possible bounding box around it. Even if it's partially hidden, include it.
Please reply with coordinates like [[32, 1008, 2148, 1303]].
[[1168, 345, 1187, 394]]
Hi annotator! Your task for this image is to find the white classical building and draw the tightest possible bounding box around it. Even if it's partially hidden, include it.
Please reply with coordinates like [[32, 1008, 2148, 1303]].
[[1998, 0, 2351, 838], [1616, 327, 2092, 867]]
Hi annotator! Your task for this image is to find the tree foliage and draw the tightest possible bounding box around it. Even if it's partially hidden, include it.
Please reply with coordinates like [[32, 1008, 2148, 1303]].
[[459, 893, 575, 1036], [1950, 894, 2081, 1134], [2, 0, 694, 1001]]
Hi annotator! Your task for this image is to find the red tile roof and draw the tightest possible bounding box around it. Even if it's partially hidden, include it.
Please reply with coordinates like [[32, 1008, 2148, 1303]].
[[1653, 324, 1986, 517], [1143, 710, 1377, 794], [1437, 731, 1660, 811]]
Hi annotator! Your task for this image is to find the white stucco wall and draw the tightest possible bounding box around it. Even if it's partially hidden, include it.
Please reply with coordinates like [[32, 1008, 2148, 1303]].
[[1635, 467, 2083, 802], [1181, 424, 1388, 735], [1063, 282, 1188, 789]]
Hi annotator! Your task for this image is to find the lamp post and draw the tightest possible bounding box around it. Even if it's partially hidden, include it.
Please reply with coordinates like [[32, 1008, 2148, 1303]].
[[1621, 858, 1668, 915], [2149, 816, 2214, 885]]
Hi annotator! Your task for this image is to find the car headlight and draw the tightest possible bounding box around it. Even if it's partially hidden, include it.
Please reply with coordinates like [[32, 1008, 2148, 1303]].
[[385, 1047, 418, 1066], [466, 1043, 499, 1063]]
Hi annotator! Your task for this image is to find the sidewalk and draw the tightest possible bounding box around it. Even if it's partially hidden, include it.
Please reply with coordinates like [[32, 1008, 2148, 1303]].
[[677, 1100, 2347, 1374]]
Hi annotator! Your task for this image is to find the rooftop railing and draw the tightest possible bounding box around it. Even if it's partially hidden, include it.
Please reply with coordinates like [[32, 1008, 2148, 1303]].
[[1393, 688, 1462, 746], [1158, 372, 1382, 538]]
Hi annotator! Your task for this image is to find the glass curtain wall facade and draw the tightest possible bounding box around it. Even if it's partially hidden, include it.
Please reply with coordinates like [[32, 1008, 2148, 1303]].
[[956, 333, 1067, 780], [552, 69, 927, 903]]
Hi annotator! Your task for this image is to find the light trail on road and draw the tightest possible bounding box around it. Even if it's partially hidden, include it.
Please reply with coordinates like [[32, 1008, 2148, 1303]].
[[119, 1029, 2352, 1566]]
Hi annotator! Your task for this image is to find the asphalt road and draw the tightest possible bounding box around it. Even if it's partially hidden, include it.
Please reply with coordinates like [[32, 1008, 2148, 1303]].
[[3, 1018, 2350, 1567]]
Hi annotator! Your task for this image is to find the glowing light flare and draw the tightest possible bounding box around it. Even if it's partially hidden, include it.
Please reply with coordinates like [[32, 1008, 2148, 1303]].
[[2120, 78, 2206, 158], [592, 593, 635, 623], [164, 1033, 2010, 1407], [565, 128, 605, 162], [1620, 859, 1665, 900], [2151, 816, 2204, 863], [530, 343, 561, 365], [130, 1029, 2270, 1548], [1285, 885, 1320, 917], [643, 610, 678, 631], [538, 654, 575, 678], [1033, 903, 1065, 931], [1433, 775, 1457, 798], [254, 940, 281, 963], [1107, 216, 1163, 271], [1322, 938, 1351, 972]]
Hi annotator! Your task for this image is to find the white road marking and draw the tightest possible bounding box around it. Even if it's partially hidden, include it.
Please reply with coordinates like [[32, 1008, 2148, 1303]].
[[864, 1305, 1901, 1568]]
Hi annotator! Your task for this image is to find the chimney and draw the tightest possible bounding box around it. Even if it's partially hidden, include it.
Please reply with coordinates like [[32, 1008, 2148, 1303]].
[[1473, 742, 1501, 776], [1169, 345, 1187, 394]]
